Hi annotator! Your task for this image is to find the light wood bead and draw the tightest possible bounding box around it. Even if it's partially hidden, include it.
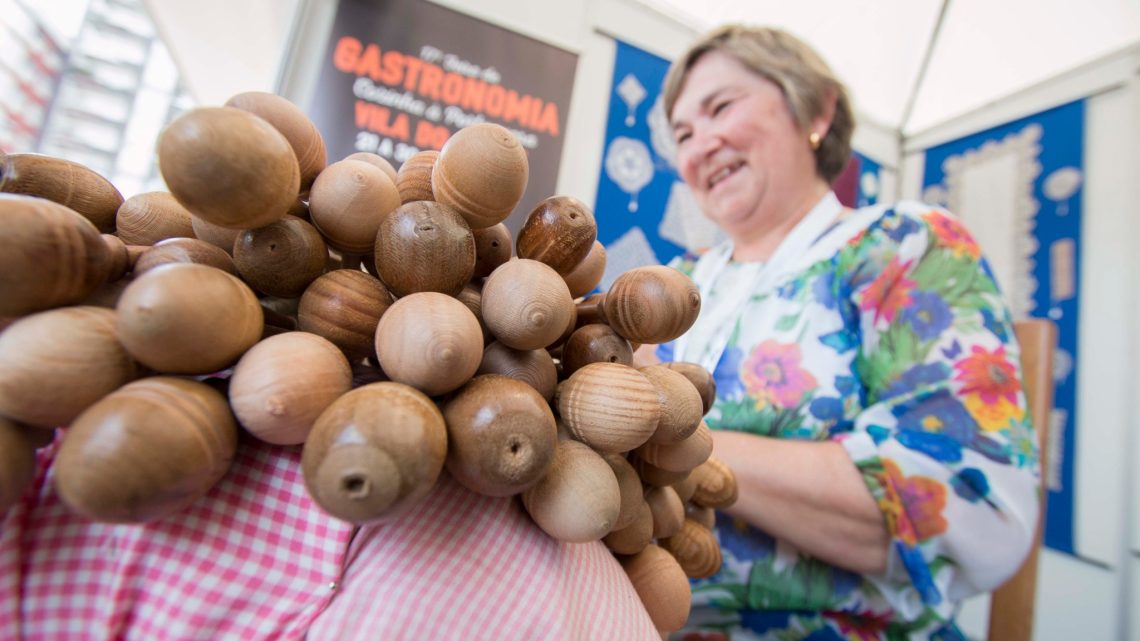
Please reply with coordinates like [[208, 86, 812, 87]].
[[604, 265, 701, 344], [562, 240, 606, 298], [662, 361, 717, 415], [455, 282, 492, 345], [395, 149, 438, 204], [629, 453, 690, 487], [374, 292, 483, 396], [660, 518, 723, 579], [556, 362, 659, 454], [298, 269, 393, 362], [637, 420, 713, 473], [373, 200, 474, 297], [619, 544, 692, 633], [0, 416, 39, 514], [345, 152, 398, 185], [432, 123, 528, 229], [686, 503, 716, 529], [190, 214, 242, 255], [646, 485, 685, 539], [689, 456, 739, 509], [0, 152, 122, 232], [521, 439, 620, 543], [133, 237, 238, 276], [639, 364, 704, 444], [225, 91, 328, 194], [233, 215, 328, 298], [603, 498, 652, 555], [478, 341, 558, 402], [515, 195, 597, 276], [602, 452, 645, 531], [101, 234, 131, 282], [560, 323, 633, 378], [472, 222, 512, 278], [481, 259, 574, 351], [115, 191, 195, 246], [672, 474, 697, 503], [308, 159, 401, 254]]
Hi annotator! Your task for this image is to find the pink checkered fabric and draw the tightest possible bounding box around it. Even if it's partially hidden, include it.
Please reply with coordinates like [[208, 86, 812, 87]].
[[1, 434, 660, 640]]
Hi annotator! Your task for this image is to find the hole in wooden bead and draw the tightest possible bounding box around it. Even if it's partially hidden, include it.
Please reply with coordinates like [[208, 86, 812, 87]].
[[342, 474, 369, 498]]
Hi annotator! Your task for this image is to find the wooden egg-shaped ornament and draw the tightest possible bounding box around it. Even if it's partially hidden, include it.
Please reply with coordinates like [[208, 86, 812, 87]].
[[455, 282, 492, 345], [441, 374, 557, 496], [604, 265, 701, 344], [158, 106, 299, 229], [660, 518, 722, 579], [673, 474, 697, 503], [663, 361, 717, 415], [309, 159, 401, 254], [101, 233, 131, 282], [229, 332, 353, 445], [603, 498, 653, 556], [116, 263, 263, 374], [515, 195, 597, 275], [373, 200, 474, 297], [395, 150, 438, 204], [639, 364, 704, 444], [54, 377, 238, 523], [481, 259, 574, 351], [560, 323, 633, 378], [629, 453, 690, 487], [603, 452, 645, 531], [477, 341, 558, 402], [225, 91, 328, 195], [472, 222, 512, 278], [133, 237, 238, 276], [302, 382, 447, 524], [563, 240, 606, 298], [0, 417, 38, 514], [233, 215, 328, 298], [645, 484, 685, 539], [374, 292, 483, 396], [432, 123, 528, 229], [0, 194, 110, 316], [556, 362, 659, 454], [345, 152, 398, 185], [686, 504, 716, 529], [619, 544, 692, 634], [0, 306, 138, 427], [689, 456, 739, 509], [191, 214, 242, 255], [115, 191, 195, 246], [521, 439, 620, 543], [637, 419, 712, 473], [298, 269, 393, 362], [0, 152, 123, 232]]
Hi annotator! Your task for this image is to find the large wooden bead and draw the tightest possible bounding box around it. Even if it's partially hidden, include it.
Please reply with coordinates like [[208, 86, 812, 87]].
[[563, 240, 606, 298], [637, 420, 713, 473], [561, 323, 633, 378], [229, 332, 352, 445], [0, 306, 138, 427], [645, 484, 684, 539], [432, 123, 528, 229], [0, 195, 110, 316], [345, 152, 398, 184], [190, 214, 242, 254], [158, 106, 299, 229], [481, 259, 574, 350], [603, 452, 644, 531], [54, 377, 238, 523], [521, 439, 620, 543], [133, 237, 238, 276], [0, 417, 37, 514], [689, 456, 739, 509], [101, 234, 131, 282], [663, 361, 717, 414], [373, 200, 474, 297], [660, 518, 723, 579], [0, 152, 122, 232], [516, 196, 597, 275], [603, 498, 653, 555], [233, 215, 328, 298], [298, 269, 393, 362], [374, 292, 483, 396], [441, 374, 557, 497], [309, 159, 401, 254], [556, 362, 659, 454], [116, 263, 263, 374], [619, 544, 692, 633], [225, 91, 328, 194], [395, 149, 438, 204], [472, 222, 512, 278], [115, 191, 195, 246], [639, 364, 704, 444], [477, 341, 558, 402], [302, 382, 447, 524], [604, 265, 701, 344]]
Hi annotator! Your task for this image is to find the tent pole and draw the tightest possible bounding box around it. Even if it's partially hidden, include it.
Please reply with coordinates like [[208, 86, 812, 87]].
[[899, 0, 952, 134]]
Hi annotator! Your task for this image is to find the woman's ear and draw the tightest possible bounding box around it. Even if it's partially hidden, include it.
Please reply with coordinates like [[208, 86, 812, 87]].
[[811, 86, 839, 141]]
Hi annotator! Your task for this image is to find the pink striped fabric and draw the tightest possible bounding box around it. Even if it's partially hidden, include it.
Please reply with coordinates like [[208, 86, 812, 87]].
[[1, 434, 660, 640]]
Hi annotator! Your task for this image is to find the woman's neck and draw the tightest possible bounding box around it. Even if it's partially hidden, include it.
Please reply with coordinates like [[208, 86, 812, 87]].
[[730, 182, 831, 262]]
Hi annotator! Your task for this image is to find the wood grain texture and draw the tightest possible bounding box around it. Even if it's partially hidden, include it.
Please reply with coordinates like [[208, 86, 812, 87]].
[[0, 152, 122, 232]]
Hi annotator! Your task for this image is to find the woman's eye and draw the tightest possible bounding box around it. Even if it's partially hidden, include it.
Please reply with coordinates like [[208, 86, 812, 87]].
[[711, 100, 730, 116], [675, 131, 691, 145]]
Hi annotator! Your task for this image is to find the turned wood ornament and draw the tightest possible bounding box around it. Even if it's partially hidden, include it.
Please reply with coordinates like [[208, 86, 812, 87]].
[[455, 282, 492, 345], [229, 332, 353, 445], [660, 518, 722, 579], [441, 374, 557, 497], [603, 265, 702, 344], [0, 417, 38, 514], [638, 364, 704, 444], [54, 377, 238, 523], [629, 453, 690, 487], [374, 292, 483, 396], [521, 439, 621, 543], [637, 420, 713, 473], [560, 323, 633, 378], [645, 484, 685, 539], [603, 497, 653, 555], [556, 362, 660, 454], [190, 214, 242, 255], [101, 234, 131, 282], [233, 215, 328, 298], [116, 263, 263, 374], [345, 152, 398, 185], [298, 269, 394, 362], [619, 544, 692, 634], [302, 382, 448, 524], [395, 149, 438, 204], [603, 452, 644, 531], [158, 106, 299, 229], [662, 361, 717, 415], [686, 504, 716, 529], [225, 91, 328, 195], [0, 194, 110, 316], [373, 200, 474, 297], [673, 474, 697, 503], [432, 123, 528, 229], [562, 240, 606, 298], [133, 237, 238, 276], [481, 259, 574, 351], [115, 191, 195, 246], [515, 195, 597, 275], [478, 341, 558, 402], [0, 152, 123, 232], [689, 456, 739, 509], [309, 159, 402, 255], [472, 222, 512, 278], [0, 306, 138, 427]]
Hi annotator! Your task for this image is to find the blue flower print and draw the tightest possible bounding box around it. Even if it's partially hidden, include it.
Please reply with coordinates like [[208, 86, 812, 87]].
[[813, 272, 838, 310], [894, 390, 980, 447], [881, 363, 949, 401], [739, 610, 795, 635], [713, 345, 745, 399], [896, 542, 942, 605], [950, 467, 991, 503], [900, 291, 953, 341], [716, 512, 775, 561], [897, 430, 963, 463], [980, 307, 1009, 342], [882, 213, 922, 242], [835, 375, 859, 395], [810, 397, 844, 421], [655, 341, 675, 363]]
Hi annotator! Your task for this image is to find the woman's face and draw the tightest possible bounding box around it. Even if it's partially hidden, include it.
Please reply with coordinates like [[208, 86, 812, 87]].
[[670, 52, 819, 237]]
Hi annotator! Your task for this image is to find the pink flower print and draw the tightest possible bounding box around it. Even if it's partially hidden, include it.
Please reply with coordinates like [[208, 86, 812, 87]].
[[857, 256, 915, 326], [740, 340, 817, 408]]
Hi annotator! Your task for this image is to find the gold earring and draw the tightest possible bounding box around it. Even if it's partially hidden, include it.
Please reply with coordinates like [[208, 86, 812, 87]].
[[809, 132, 821, 150]]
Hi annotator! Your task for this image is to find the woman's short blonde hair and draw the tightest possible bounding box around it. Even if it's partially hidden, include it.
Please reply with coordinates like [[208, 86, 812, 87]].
[[662, 25, 855, 183]]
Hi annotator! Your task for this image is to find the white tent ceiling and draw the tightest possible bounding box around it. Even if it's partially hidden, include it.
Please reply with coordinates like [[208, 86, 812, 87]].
[[638, 0, 1140, 136]]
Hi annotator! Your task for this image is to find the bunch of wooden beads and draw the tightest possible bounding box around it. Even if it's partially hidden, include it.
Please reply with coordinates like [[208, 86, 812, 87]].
[[0, 91, 737, 636]]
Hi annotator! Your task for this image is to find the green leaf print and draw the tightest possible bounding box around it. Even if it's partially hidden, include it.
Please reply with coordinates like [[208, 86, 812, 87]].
[[774, 313, 801, 332], [745, 556, 849, 611]]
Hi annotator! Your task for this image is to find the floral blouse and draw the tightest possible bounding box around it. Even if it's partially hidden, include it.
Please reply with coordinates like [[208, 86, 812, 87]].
[[657, 196, 1040, 640]]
